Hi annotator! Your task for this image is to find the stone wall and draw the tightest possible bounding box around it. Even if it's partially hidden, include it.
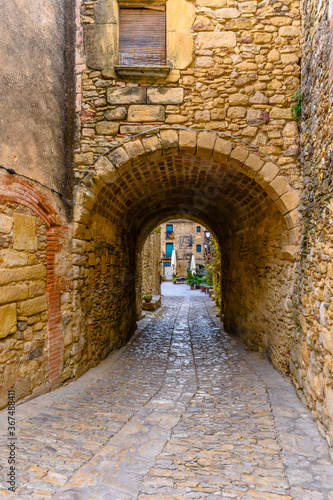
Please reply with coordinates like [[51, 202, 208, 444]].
[[142, 230, 161, 297], [0, 203, 49, 408], [222, 207, 296, 374], [63, 211, 137, 383], [75, 0, 301, 187], [290, 0, 333, 445]]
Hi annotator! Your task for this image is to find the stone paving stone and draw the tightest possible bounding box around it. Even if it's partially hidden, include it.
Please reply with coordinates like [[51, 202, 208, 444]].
[[0, 287, 333, 498]]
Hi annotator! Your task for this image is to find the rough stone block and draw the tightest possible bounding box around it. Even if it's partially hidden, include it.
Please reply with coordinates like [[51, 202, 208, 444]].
[[279, 190, 300, 213], [0, 250, 29, 268], [281, 245, 298, 262], [142, 135, 162, 157], [96, 121, 119, 135], [227, 107, 247, 118], [212, 137, 232, 163], [104, 108, 127, 121], [0, 303, 17, 338], [147, 88, 184, 105], [215, 8, 240, 18], [167, 0, 195, 31], [229, 146, 249, 169], [238, 1, 257, 13], [0, 214, 13, 234], [229, 94, 249, 106], [120, 125, 157, 134], [179, 130, 197, 155], [279, 26, 299, 37], [160, 129, 179, 152], [94, 0, 117, 23], [123, 140, 145, 161], [19, 296, 47, 316], [128, 105, 165, 122], [107, 87, 146, 105], [74, 152, 94, 166], [269, 176, 292, 199], [283, 122, 298, 137], [249, 92, 268, 104], [167, 32, 193, 69], [254, 32, 273, 44], [108, 147, 130, 169], [0, 264, 46, 286], [196, 56, 214, 68], [270, 107, 292, 120], [196, 0, 228, 6], [196, 32, 236, 49], [95, 156, 118, 184], [196, 131, 216, 159], [84, 24, 118, 71], [0, 285, 29, 305], [244, 153, 264, 174], [13, 214, 37, 252], [257, 162, 279, 187], [76, 189, 95, 212], [285, 208, 299, 229], [165, 115, 187, 124], [235, 61, 257, 71]]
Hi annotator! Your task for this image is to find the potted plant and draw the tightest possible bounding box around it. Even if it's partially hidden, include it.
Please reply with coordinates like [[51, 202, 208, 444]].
[[143, 294, 152, 303]]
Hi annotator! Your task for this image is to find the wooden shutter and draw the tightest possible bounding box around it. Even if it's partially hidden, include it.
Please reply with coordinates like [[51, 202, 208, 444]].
[[119, 8, 166, 66]]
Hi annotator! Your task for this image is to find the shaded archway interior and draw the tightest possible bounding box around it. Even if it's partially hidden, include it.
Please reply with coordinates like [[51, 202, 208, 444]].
[[94, 154, 280, 244]]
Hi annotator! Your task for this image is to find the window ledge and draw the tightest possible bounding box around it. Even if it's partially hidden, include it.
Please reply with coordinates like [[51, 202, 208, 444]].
[[114, 65, 170, 83]]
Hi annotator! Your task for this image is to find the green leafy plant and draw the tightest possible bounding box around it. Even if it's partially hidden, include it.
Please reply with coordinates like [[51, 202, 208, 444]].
[[143, 294, 152, 299], [291, 88, 302, 121]]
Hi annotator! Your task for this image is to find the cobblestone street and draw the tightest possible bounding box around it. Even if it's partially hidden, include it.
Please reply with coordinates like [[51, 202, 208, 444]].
[[1, 285, 333, 499]]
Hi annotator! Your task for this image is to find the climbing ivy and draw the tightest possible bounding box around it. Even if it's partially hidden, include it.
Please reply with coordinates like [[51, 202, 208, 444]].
[[291, 88, 302, 121]]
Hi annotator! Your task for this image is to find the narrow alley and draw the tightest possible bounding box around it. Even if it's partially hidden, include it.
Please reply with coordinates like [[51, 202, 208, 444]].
[[1, 285, 333, 499]]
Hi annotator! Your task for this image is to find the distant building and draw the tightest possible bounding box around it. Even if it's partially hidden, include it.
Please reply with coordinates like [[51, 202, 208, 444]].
[[160, 220, 208, 279]]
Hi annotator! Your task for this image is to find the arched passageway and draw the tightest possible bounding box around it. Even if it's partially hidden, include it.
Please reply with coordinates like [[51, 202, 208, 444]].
[[70, 129, 300, 380]]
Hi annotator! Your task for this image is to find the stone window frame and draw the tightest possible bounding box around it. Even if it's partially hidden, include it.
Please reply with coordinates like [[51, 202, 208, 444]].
[[84, 0, 195, 82], [117, 3, 167, 66]]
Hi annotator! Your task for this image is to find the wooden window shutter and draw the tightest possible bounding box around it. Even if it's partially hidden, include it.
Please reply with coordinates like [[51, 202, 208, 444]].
[[119, 8, 166, 66]]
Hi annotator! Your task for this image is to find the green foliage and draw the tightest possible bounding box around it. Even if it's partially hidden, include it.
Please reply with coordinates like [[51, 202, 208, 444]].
[[205, 269, 213, 287], [186, 274, 206, 286], [291, 88, 302, 121], [205, 237, 221, 306], [143, 294, 152, 299], [153, 227, 161, 235]]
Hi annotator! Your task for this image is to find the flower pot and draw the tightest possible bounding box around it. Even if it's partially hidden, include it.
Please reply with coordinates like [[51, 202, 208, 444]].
[[144, 298, 152, 303], [201, 285, 206, 292], [190, 285, 194, 290]]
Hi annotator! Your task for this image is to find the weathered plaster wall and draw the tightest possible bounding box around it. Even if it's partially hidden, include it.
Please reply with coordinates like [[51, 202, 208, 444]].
[[290, 0, 333, 445], [0, 0, 75, 196]]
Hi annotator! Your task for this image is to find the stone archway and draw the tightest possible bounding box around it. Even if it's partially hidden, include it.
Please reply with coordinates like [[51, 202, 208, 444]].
[[71, 128, 300, 377]]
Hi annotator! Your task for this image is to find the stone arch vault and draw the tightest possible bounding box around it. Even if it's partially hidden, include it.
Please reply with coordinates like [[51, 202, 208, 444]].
[[68, 128, 300, 379]]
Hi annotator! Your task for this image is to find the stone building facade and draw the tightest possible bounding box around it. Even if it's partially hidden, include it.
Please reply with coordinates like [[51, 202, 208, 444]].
[[160, 219, 206, 278], [2, 0, 333, 450]]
